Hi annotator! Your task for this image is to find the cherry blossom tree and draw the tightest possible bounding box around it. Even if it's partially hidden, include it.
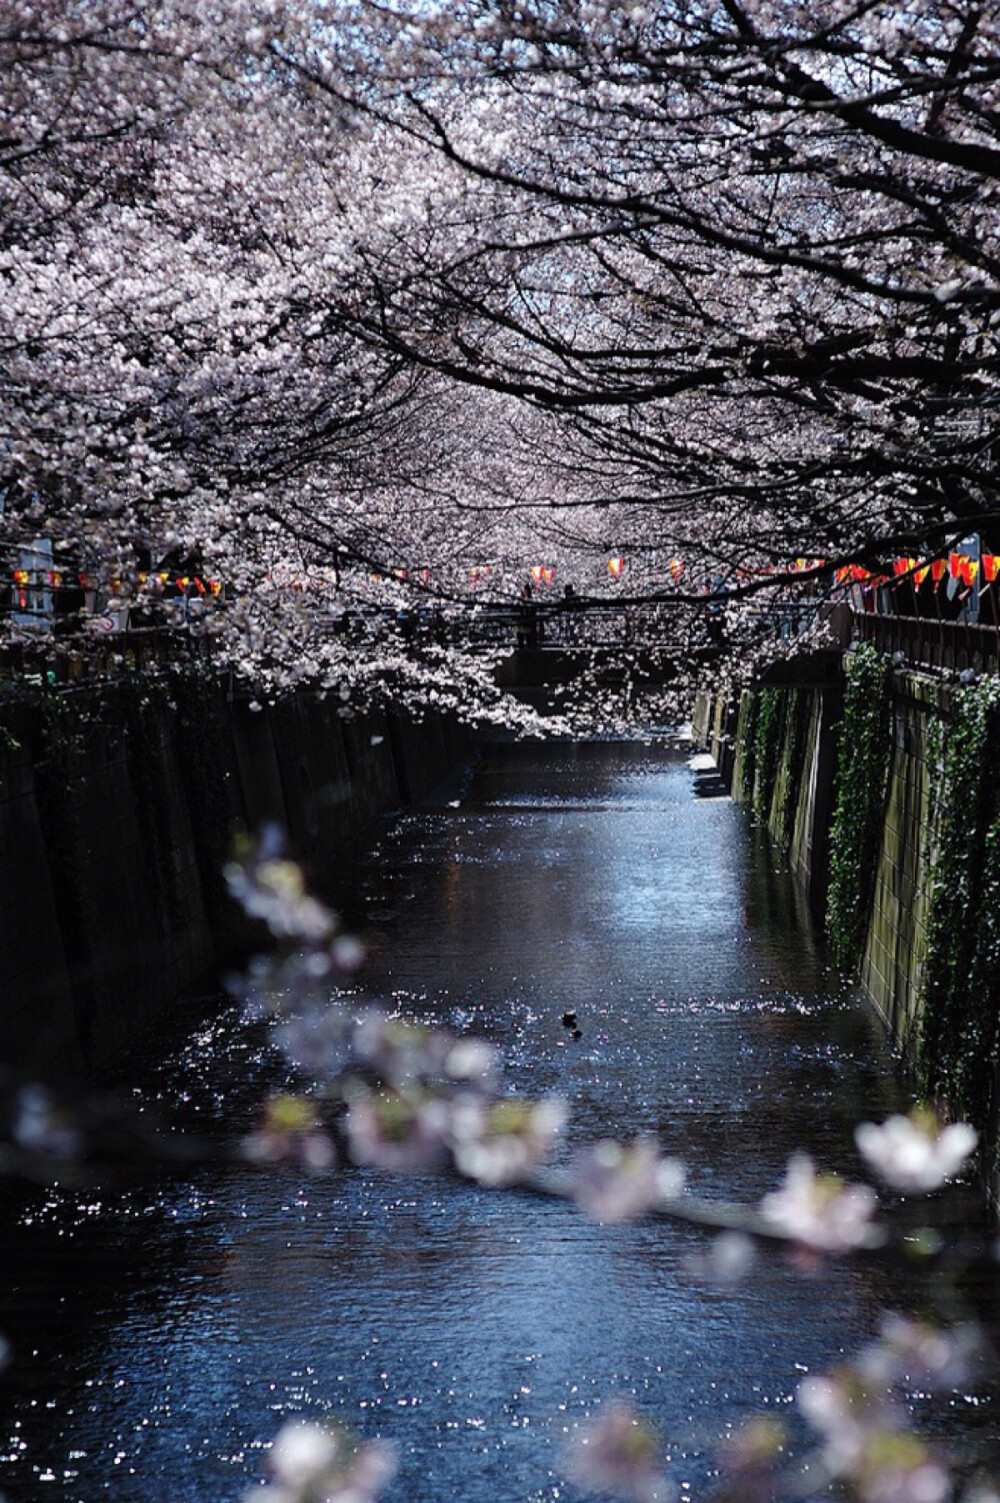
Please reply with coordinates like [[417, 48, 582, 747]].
[[5, 0, 1000, 703], [266, 0, 1000, 595]]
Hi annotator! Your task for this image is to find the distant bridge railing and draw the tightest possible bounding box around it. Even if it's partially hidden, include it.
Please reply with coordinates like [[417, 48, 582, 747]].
[[8, 598, 1000, 688], [447, 602, 675, 651], [0, 603, 675, 686]]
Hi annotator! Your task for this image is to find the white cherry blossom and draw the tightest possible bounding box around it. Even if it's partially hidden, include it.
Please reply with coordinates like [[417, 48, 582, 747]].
[[855, 1109, 978, 1193]]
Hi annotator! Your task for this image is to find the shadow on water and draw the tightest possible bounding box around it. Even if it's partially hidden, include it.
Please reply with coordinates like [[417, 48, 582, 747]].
[[0, 738, 995, 1500]]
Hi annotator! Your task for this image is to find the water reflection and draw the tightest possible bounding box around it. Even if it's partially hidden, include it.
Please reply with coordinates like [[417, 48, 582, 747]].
[[0, 739, 971, 1501]]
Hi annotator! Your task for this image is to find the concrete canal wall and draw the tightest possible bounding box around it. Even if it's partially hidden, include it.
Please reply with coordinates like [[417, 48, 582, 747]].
[[693, 675, 843, 922], [0, 674, 472, 1081], [695, 657, 1000, 1190]]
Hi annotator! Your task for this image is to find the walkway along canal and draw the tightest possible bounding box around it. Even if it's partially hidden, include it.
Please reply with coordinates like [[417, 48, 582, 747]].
[[0, 738, 992, 1500]]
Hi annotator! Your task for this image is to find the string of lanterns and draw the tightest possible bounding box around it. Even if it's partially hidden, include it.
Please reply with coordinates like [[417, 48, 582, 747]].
[[16, 552, 989, 611]]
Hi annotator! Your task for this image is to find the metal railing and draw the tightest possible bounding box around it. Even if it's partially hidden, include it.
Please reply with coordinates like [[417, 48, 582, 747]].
[[448, 603, 676, 651], [7, 598, 1000, 689], [0, 626, 219, 685], [852, 611, 1000, 674]]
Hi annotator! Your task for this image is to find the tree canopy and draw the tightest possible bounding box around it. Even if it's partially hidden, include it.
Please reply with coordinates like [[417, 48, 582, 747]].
[[4, 1, 1000, 720]]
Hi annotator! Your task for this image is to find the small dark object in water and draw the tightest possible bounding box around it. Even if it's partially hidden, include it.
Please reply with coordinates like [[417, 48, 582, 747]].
[[561, 1010, 577, 1029], [570, 1027, 582, 1040]]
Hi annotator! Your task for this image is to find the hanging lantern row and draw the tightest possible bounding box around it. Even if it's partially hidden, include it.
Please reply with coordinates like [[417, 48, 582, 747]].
[[833, 553, 1000, 591], [9, 568, 221, 598], [367, 566, 432, 585]]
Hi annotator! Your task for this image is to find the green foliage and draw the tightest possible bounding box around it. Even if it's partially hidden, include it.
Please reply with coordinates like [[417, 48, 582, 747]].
[[918, 679, 1000, 1143], [737, 686, 811, 849], [826, 645, 893, 973], [751, 687, 785, 823], [738, 689, 760, 802], [775, 689, 810, 852]]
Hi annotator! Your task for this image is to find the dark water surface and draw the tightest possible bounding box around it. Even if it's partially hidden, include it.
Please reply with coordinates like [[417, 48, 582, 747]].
[[0, 741, 974, 1499]]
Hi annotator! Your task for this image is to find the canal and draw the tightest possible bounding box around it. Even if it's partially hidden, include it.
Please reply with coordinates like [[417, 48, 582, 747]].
[[0, 739, 979, 1499]]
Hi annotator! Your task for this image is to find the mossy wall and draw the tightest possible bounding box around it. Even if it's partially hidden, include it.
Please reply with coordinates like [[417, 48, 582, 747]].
[[707, 681, 841, 920], [697, 667, 945, 1029], [697, 660, 1000, 1195], [0, 677, 473, 1082], [858, 674, 943, 1055]]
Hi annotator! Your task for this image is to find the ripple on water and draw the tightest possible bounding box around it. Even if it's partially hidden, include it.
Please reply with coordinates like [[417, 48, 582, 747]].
[[0, 741, 989, 1503]]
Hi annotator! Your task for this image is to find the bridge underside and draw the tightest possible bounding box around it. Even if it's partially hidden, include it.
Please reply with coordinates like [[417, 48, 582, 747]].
[[493, 646, 680, 711]]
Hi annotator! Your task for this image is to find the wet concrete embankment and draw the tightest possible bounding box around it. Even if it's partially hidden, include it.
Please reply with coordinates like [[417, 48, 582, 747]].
[[0, 676, 472, 1080]]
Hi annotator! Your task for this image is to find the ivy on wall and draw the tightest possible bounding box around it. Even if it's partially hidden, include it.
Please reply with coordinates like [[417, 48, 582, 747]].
[[751, 687, 785, 823], [918, 678, 1000, 1145], [738, 689, 761, 803], [825, 644, 893, 974], [775, 688, 809, 853], [736, 684, 810, 848], [739, 685, 787, 821]]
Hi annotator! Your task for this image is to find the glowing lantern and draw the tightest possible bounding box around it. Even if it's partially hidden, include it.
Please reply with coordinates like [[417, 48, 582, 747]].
[[607, 555, 624, 577]]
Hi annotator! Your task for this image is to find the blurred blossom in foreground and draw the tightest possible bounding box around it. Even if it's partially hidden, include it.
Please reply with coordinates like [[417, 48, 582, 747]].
[[352, 1012, 499, 1092], [714, 1414, 785, 1503], [225, 827, 338, 944], [683, 1229, 757, 1284], [12, 1084, 82, 1159], [242, 1093, 337, 1171], [855, 1108, 978, 1193], [248, 1418, 396, 1503], [450, 1094, 567, 1185], [760, 1152, 881, 1252], [571, 1136, 686, 1222], [563, 1401, 673, 1503], [797, 1369, 950, 1503], [344, 1085, 452, 1171], [857, 1315, 984, 1394]]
